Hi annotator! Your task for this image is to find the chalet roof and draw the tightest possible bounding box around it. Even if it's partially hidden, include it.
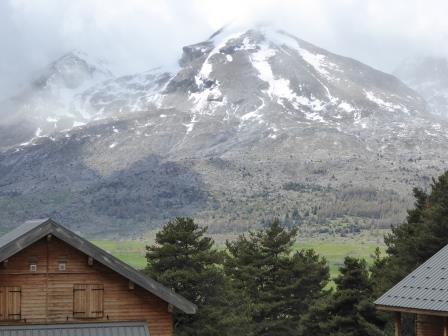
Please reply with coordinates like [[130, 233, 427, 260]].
[[0, 218, 197, 314], [0, 321, 149, 335], [375, 244, 448, 313]]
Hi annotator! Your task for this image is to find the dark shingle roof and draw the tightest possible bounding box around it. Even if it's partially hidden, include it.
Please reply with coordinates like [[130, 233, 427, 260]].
[[0, 321, 149, 336], [0, 218, 197, 314], [375, 244, 448, 312]]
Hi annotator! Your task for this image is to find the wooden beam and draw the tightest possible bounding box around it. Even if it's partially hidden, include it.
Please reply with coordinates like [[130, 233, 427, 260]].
[[444, 316, 448, 336], [88, 256, 94, 266], [377, 304, 448, 317], [46, 234, 52, 241], [395, 312, 402, 336], [128, 281, 134, 290]]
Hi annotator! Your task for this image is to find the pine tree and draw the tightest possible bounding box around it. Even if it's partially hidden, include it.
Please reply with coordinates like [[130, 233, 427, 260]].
[[291, 208, 302, 225], [145, 217, 250, 336], [369, 172, 448, 335], [299, 257, 386, 336], [225, 219, 329, 335], [378, 172, 448, 292]]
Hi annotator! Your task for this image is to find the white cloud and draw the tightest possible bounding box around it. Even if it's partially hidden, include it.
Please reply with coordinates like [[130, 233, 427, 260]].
[[1, 0, 448, 99]]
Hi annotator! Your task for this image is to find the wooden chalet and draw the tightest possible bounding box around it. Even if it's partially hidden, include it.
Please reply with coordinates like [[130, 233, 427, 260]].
[[0, 218, 197, 336], [376, 244, 448, 336]]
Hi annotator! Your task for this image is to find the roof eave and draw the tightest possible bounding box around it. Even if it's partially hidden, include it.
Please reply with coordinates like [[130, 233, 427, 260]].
[[376, 304, 448, 317]]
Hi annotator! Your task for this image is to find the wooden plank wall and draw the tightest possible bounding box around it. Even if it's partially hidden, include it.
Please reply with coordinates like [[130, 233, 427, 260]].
[[416, 314, 444, 336], [0, 237, 173, 336]]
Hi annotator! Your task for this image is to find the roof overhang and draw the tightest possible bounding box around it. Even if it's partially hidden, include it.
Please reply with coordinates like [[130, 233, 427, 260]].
[[376, 304, 448, 317]]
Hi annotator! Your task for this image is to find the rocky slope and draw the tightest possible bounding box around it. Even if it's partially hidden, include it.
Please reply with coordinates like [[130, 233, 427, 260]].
[[0, 27, 446, 236]]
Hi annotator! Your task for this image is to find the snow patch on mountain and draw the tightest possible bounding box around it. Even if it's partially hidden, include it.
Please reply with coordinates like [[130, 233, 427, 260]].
[[250, 44, 329, 123], [364, 90, 410, 114], [189, 82, 226, 113], [251, 47, 292, 99], [338, 102, 356, 113], [241, 97, 266, 122]]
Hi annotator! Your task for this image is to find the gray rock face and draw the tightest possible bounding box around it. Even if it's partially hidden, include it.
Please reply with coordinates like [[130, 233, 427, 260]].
[[395, 56, 448, 117], [0, 27, 447, 236]]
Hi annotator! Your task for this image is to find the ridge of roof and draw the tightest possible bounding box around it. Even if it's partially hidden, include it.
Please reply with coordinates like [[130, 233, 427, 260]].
[[0, 219, 197, 314]]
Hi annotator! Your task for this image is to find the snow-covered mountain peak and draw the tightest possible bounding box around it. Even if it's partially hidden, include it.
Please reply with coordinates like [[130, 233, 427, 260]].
[[32, 50, 113, 91], [0, 50, 116, 147], [165, 26, 424, 137], [0, 29, 432, 153]]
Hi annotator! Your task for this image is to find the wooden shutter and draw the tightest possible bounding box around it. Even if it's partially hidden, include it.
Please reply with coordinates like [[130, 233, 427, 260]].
[[73, 284, 104, 319], [89, 284, 104, 318], [73, 284, 88, 318], [6, 287, 21, 320]]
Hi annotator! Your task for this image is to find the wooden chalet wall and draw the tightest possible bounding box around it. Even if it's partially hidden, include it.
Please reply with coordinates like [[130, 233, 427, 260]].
[[416, 314, 445, 336], [0, 237, 173, 336]]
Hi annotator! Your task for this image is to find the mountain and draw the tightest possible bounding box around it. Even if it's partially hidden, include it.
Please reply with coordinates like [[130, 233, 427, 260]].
[[0, 50, 113, 149], [0, 27, 446, 237], [395, 56, 448, 117]]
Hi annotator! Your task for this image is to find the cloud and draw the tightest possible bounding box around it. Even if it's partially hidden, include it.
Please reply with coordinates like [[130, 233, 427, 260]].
[[1, 0, 448, 99]]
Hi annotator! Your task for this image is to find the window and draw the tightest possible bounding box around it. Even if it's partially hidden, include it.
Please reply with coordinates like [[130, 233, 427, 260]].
[[73, 284, 104, 319], [0, 287, 21, 321], [58, 262, 66, 271], [28, 257, 38, 272], [58, 256, 67, 271]]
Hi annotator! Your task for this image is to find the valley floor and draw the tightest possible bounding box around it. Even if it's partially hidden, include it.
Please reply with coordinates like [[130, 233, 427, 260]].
[[92, 229, 387, 279]]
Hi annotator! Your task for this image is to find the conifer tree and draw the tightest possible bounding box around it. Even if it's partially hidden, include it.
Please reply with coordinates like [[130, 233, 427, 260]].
[[369, 172, 448, 335], [225, 219, 329, 335], [145, 217, 250, 336], [299, 257, 386, 336], [377, 172, 448, 292]]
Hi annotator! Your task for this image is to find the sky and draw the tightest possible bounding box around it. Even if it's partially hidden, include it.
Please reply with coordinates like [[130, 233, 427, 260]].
[[1, 0, 448, 99]]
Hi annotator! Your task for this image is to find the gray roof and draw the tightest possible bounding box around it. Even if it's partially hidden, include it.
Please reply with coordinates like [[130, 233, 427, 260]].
[[0, 321, 150, 336], [0, 218, 197, 314], [375, 244, 448, 312]]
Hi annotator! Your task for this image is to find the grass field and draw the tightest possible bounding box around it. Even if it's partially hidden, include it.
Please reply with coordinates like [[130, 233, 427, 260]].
[[296, 239, 384, 279], [92, 232, 386, 280], [92, 240, 149, 269]]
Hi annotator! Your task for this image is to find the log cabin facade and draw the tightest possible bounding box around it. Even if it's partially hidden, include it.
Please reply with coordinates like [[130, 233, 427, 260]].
[[0, 219, 196, 335], [375, 244, 448, 336]]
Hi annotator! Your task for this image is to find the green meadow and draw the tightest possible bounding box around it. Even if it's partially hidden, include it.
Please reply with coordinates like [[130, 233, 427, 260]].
[[92, 240, 149, 269], [92, 232, 385, 280], [295, 240, 384, 279]]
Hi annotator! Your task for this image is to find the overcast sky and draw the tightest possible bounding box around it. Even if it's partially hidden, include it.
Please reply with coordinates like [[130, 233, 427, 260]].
[[1, 0, 448, 99]]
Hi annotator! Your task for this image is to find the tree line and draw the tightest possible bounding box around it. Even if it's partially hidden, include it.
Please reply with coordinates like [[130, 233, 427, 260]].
[[145, 171, 448, 336]]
